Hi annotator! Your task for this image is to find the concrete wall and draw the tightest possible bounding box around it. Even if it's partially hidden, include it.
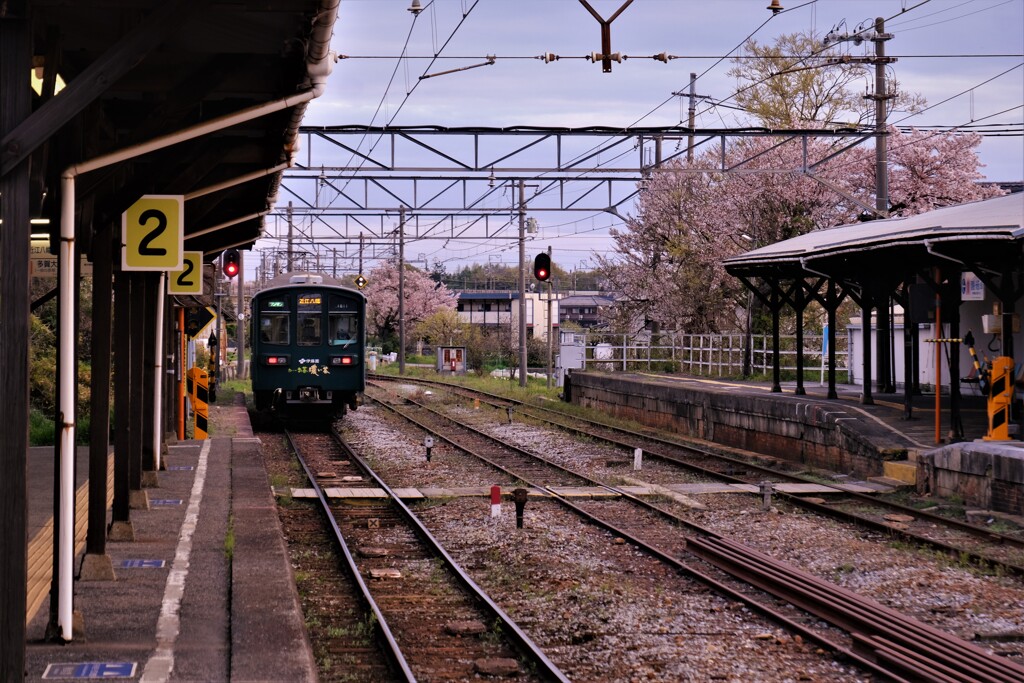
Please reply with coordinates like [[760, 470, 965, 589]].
[[565, 372, 911, 479], [923, 442, 1024, 514]]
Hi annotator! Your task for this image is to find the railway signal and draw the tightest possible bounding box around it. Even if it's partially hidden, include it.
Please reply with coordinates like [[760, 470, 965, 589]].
[[533, 252, 551, 282], [222, 248, 240, 279]]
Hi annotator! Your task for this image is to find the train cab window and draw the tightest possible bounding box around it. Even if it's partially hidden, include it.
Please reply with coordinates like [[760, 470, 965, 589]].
[[329, 313, 357, 346], [259, 314, 290, 345], [328, 294, 359, 347]]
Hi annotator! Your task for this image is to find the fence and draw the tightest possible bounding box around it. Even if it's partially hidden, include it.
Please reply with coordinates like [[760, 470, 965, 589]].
[[564, 331, 849, 379]]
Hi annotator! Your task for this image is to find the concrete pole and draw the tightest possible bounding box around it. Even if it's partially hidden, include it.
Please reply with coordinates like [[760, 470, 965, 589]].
[[687, 72, 697, 163], [873, 17, 889, 216], [518, 181, 528, 387], [399, 207, 406, 375], [237, 250, 245, 379], [546, 246, 553, 389]]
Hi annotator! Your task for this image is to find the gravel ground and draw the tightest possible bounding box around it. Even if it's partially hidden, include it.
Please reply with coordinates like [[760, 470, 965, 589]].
[[339, 398, 1024, 679]]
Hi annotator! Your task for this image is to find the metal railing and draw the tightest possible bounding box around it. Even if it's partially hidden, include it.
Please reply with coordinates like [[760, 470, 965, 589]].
[[563, 331, 849, 378]]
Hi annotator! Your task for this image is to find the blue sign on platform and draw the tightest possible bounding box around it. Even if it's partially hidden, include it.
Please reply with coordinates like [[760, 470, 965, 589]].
[[151, 499, 183, 506], [167, 465, 194, 471], [42, 661, 137, 679], [118, 559, 166, 569]]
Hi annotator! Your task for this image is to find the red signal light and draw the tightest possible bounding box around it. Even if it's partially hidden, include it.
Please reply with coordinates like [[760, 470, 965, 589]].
[[533, 252, 551, 282], [222, 248, 240, 279]]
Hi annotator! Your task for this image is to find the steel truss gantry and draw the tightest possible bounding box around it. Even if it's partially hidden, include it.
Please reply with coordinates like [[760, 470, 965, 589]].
[[272, 125, 875, 245]]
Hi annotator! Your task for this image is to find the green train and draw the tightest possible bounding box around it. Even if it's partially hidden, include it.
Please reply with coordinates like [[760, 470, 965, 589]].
[[250, 273, 366, 420]]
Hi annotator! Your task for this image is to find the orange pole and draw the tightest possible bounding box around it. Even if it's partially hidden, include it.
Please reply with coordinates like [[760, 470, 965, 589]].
[[178, 307, 185, 440]]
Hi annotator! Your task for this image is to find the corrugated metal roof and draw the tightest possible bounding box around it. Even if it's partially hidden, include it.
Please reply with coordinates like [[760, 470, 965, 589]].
[[723, 192, 1023, 270]]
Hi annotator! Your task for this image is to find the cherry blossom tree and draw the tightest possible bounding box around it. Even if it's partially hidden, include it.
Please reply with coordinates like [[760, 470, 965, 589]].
[[600, 128, 1002, 334], [363, 260, 457, 347]]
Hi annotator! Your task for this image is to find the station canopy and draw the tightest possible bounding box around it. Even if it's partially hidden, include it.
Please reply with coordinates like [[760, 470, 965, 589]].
[[723, 192, 1024, 282], [13, 0, 337, 257]]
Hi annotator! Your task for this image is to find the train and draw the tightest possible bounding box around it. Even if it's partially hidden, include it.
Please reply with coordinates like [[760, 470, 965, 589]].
[[250, 273, 366, 420]]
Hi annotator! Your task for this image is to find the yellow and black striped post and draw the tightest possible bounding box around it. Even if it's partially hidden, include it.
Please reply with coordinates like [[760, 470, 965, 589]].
[[984, 356, 1015, 441], [186, 366, 209, 439]]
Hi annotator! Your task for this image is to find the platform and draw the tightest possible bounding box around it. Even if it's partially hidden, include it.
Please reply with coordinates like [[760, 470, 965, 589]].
[[24, 396, 316, 682]]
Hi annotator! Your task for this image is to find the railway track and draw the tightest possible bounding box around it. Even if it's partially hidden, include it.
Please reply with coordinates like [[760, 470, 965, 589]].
[[282, 429, 569, 682], [363, 381, 1024, 682], [370, 375, 1024, 578]]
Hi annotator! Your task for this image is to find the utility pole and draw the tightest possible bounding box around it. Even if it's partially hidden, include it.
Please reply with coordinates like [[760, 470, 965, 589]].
[[687, 72, 697, 162], [546, 245, 554, 389], [286, 201, 294, 273], [237, 250, 246, 379], [398, 207, 406, 375], [518, 180, 527, 387], [870, 17, 892, 216], [824, 17, 894, 216], [359, 232, 364, 275]]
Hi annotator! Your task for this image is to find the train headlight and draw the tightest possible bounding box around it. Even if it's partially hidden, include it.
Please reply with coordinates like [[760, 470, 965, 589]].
[[263, 355, 290, 366], [330, 356, 357, 366]]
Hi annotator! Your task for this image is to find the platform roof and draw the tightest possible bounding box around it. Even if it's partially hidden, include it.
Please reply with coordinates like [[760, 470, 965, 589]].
[[6, 0, 337, 258], [723, 192, 1024, 280]]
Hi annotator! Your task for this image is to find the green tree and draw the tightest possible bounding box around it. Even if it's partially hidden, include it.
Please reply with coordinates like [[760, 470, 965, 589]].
[[728, 32, 924, 127]]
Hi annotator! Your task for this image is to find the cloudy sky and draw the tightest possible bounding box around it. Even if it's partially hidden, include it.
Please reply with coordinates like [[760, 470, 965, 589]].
[[258, 0, 1023, 276]]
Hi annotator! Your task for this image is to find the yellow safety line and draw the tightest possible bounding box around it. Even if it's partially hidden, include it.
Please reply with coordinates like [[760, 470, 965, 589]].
[[26, 455, 113, 624]]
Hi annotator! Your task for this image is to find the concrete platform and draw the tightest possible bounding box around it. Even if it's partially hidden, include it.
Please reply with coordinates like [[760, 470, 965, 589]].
[[24, 395, 317, 683]]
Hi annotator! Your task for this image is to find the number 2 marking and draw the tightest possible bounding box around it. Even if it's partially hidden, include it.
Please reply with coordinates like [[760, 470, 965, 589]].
[[176, 258, 195, 288], [138, 209, 168, 256]]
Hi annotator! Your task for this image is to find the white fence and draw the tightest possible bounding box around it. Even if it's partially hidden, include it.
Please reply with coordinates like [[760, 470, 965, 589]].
[[563, 331, 849, 378]]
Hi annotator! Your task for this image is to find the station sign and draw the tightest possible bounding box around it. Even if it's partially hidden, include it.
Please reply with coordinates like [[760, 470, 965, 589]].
[[30, 238, 93, 279], [168, 251, 204, 294], [122, 195, 183, 271]]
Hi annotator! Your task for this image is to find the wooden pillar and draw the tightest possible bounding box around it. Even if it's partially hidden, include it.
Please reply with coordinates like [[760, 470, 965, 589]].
[[902, 278, 915, 420], [128, 274, 146, 507], [110, 271, 133, 539], [948, 277, 963, 441], [0, 4, 31, 675], [770, 282, 782, 393], [861, 291, 874, 405], [142, 274, 157, 478], [83, 223, 114, 573], [794, 280, 806, 396]]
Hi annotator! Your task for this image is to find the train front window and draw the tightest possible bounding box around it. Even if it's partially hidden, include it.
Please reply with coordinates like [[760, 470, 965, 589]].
[[328, 294, 360, 347], [297, 292, 323, 346], [259, 313, 289, 345], [329, 313, 357, 346]]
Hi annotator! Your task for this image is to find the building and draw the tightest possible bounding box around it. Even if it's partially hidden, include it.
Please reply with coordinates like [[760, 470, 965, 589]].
[[456, 290, 559, 340]]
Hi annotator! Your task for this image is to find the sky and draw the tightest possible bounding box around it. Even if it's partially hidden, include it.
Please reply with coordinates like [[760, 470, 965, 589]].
[[254, 0, 1024, 279]]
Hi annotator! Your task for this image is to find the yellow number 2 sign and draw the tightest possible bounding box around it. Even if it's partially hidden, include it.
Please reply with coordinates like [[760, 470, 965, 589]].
[[122, 195, 183, 271], [168, 251, 204, 294]]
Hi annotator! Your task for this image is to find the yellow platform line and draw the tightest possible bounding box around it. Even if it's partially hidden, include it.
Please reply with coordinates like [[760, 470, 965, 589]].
[[26, 455, 113, 624]]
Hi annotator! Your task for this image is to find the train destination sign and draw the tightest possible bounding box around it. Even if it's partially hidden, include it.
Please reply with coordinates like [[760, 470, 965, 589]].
[[122, 195, 183, 272]]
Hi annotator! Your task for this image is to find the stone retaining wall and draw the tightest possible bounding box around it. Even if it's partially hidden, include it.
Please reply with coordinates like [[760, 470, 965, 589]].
[[565, 372, 909, 479], [923, 443, 1024, 514]]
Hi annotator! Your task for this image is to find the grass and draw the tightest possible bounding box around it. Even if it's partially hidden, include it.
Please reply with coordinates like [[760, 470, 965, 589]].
[[223, 514, 235, 560]]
